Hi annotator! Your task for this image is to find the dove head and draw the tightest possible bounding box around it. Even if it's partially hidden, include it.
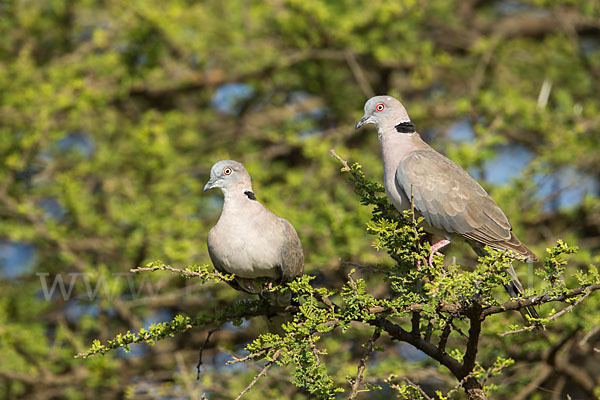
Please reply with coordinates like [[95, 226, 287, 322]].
[[355, 95, 415, 135], [203, 160, 253, 195]]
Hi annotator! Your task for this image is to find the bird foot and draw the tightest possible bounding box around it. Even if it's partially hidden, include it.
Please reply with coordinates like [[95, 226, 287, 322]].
[[243, 279, 257, 293], [262, 280, 275, 292], [428, 239, 451, 268]]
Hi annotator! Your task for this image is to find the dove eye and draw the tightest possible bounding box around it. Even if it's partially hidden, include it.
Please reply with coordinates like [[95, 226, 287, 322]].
[[223, 167, 233, 176], [375, 103, 385, 112]]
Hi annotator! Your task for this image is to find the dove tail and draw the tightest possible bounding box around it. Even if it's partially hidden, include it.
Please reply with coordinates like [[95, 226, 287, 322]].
[[469, 241, 542, 326], [503, 264, 542, 326]]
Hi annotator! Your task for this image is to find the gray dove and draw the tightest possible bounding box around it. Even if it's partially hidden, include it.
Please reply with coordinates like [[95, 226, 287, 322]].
[[203, 160, 304, 332], [356, 95, 539, 322]]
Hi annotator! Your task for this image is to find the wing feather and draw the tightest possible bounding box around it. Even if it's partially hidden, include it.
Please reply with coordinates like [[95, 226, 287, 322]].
[[396, 150, 536, 260], [278, 218, 304, 281]]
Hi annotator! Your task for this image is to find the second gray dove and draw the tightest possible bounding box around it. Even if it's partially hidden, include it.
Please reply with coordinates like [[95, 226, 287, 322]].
[[356, 95, 539, 322], [203, 160, 304, 331]]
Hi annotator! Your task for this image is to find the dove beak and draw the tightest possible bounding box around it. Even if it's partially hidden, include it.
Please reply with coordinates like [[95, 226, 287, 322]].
[[203, 178, 216, 192], [355, 115, 372, 130]]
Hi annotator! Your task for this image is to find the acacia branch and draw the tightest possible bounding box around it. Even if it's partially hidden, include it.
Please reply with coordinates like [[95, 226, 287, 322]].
[[485, 283, 600, 317], [499, 287, 595, 336], [404, 378, 433, 400], [462, 306, 483, 376], [349, 329, 380, 400], [226, 349, 268, 365], [196, 327, 220, 379], [234, 349, 283, 400], [437, 321, 452, 353], [372, 318, 464, 379], [130, 264, 227, 280]]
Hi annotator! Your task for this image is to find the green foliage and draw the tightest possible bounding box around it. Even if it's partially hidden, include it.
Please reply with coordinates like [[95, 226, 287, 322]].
[[537, 240, 578, 294], [1, 0, 600, 399], [77, 166, 597, 399]]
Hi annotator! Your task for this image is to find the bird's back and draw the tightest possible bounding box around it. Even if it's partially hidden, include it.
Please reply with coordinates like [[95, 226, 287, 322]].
[[395, 147, 537, 262]]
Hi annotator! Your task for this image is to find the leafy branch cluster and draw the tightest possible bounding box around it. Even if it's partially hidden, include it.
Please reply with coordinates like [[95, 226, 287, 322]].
[[79, 154, 599, 400]]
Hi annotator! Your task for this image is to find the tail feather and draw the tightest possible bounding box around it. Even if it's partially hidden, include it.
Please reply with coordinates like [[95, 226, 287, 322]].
[[503, 277, 540, 323], [470, 241, 541, 326]]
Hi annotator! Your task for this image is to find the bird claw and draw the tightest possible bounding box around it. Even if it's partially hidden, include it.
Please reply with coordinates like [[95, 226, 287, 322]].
[[428, 239, 451, 268], [262, 280, 274, 291]]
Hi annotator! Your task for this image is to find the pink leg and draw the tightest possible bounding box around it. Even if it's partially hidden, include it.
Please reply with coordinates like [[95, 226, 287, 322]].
[[429, 239, 451, 268]]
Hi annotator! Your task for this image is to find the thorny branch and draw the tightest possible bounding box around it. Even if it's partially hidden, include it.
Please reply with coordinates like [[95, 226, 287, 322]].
[[329, 149, 600, 400], [226, 349, 269, 366], [76, 150, 599, 399], [499, 286, 595, 336], [403, 378, 433, 400], [348, 329, 381, 400], [462, 306, 483, 376], [196, 327, 220, 379], [233, 349, 283, 400], [130, 264, 227, 280]]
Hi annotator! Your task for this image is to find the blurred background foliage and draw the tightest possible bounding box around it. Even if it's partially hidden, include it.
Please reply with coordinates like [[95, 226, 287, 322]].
[[0, 0, 599, 398]]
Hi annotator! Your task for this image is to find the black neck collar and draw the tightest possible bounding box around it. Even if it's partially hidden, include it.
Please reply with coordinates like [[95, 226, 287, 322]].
[[395, 121, 416, 134], [244, 190, 257, 200]]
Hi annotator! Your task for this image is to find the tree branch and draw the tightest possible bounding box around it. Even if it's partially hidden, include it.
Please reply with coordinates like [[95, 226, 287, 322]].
[[483, 284, 600, 317], [234, 349, 282, 400], [348, 329, 380, 400], [196, 327, 220, 379], [498, 286, 596, 336], [130, 264, 224, 279], [463, 306, 483, 376], [372, 318, 464, 379], [404, 378, 433, 400]]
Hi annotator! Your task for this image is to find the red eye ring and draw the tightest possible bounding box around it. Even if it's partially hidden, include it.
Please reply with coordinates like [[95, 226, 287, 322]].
[[223, 167, 233, 175], [375, 102, 385, 112]]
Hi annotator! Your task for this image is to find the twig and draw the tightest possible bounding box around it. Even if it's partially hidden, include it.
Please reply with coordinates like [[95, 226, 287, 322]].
[[131, 264, 222, 279], [450, 319, 469, 339], [234, 349, 282, 400], [437, 322, 452, 353], [226, 349, 268, 365], [445, 372, 475, 399], [483, 284, 600, 317], [404, 378, 433, 400], [76, 302, 281, 358], [330, 149, 353, 174], [196, 327, 220, 379], [309, 335, 321, 366], [372, 318, 465, 383], [499, 287, 593, 337], [349, 329, 381, 399], [344, 49, 375, 98]]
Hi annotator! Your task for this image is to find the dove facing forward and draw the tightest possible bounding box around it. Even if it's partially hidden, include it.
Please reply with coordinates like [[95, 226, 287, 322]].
[[356, 96, 539, 323], [203, 160, 304, 332]]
